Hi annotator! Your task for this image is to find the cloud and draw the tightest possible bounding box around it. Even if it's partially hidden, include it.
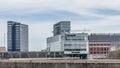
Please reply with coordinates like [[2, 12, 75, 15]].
[[91, 9, 120, 16], [0, 0, 120, 21], [0, 0, 119, 22], [0, 10, 103, 22], [0, 0, 120, 15]]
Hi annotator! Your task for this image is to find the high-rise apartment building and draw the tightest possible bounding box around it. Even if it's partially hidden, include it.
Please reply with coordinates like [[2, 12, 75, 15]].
[[53, 21, 71, 36], [7, 21, 28, 52]]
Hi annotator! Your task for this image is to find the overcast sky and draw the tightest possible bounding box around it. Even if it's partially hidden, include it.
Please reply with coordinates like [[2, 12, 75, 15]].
[[0, 0, 120, 51]]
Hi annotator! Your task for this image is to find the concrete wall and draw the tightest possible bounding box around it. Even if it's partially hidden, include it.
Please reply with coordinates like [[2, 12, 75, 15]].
[[0, 61, 120, 68]]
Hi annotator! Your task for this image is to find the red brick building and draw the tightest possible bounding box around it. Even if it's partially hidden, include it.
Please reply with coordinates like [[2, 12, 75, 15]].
[[89, 42, 110, 59], [0, 47, 6, 52]]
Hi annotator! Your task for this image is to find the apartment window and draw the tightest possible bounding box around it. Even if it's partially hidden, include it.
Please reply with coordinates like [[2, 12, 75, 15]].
[[107, 48, 109, 50], [94, 48, 96, 50], [100, 52, 103, 54], [104, 48, 106, 50], [107, 44, 110, 46], [90, 48, 92, 50], [101, 44, 103, 46], [104, 52, 106, 54], [97, 48, 99, 50], [89, 44, 92, 46], [94, 44, 96, 46], [101, 48, 103, 50]]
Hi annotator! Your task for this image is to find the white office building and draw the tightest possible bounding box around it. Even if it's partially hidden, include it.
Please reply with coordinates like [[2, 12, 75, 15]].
[[47, 33, 89, 59]]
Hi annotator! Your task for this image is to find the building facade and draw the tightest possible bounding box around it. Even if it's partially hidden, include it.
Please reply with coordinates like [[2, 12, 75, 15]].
[[7, 21, 28, 52], [0, 47, 6, 52], [63, 33, 89, 59], [47, 33, 89, 59], [47, 35, 63, 57], [47, 21, 120, 59], [89, 33, 120, 51], [89, 42, 110, 59], [47, 21, 89, 59], [89, 33, 120, 59], [53, 21, 71, 36]]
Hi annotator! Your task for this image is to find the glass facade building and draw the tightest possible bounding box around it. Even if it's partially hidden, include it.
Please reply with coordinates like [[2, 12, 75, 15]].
[[47, 21, 89, 59], [53, 21, 71, 36], [47, 33, 89, 59], [63, 33, 89, 59], [7, 21, 28, 52]]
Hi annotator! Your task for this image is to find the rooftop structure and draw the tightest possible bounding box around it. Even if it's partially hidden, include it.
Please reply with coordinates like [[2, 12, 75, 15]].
[[53, 21, 71, 36]]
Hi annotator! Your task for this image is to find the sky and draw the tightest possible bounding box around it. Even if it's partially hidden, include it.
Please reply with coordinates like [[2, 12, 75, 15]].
[[0, 0, 120, 51]]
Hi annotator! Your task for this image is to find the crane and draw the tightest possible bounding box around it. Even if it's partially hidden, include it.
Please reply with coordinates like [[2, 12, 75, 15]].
[[71, 28, 90, 33]]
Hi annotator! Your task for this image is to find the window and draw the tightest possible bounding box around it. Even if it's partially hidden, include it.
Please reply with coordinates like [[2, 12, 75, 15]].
[[64, 44, 72, 46], [101, 48, 103, 50], [100, 52, 103, 54], [104, 48, 106, 50], [94, 48, 96, 50], [97, 48, 99, 50], [104, 52, 106, 54], [90, 48, 92, 50]]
